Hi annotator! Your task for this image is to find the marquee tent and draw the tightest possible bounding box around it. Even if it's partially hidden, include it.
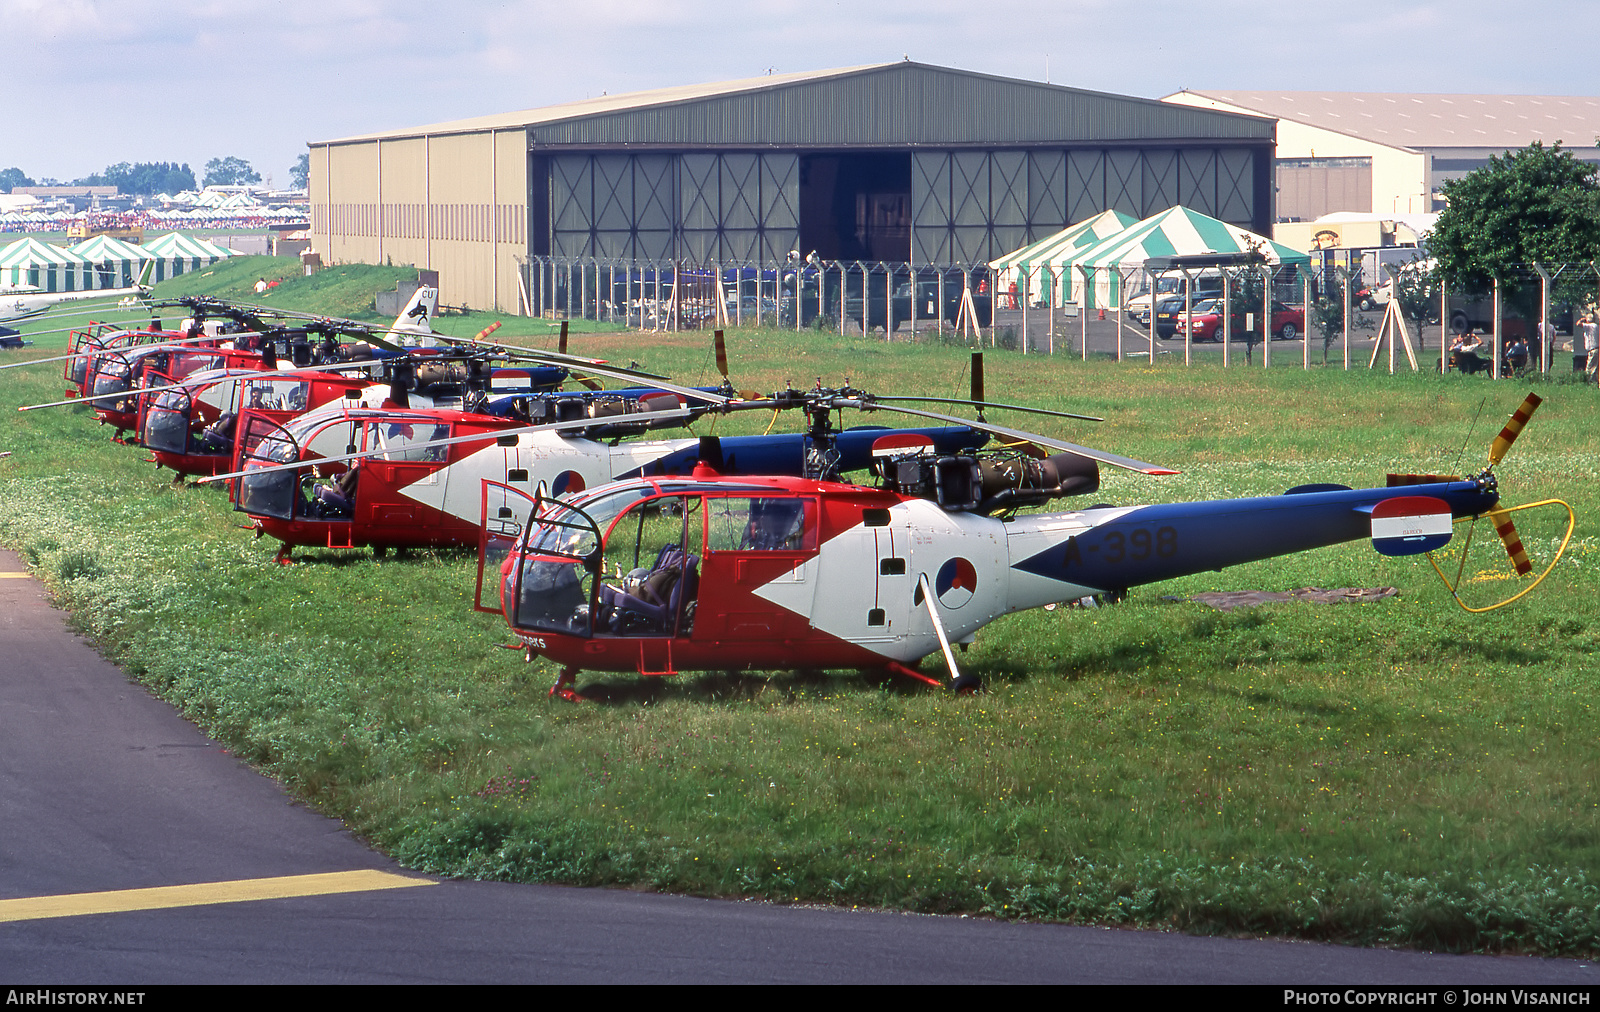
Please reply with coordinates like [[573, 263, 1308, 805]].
[[988, 209, 1137, 306], [142, 232, 232, 281], [1038, 206, 1311, 310], [0, 237, 93, 292], [68, 235, 157, 289]]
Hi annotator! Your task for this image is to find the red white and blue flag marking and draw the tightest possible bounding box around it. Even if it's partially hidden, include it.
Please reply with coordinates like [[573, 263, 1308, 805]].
[[1370, 496, 1453, 556]]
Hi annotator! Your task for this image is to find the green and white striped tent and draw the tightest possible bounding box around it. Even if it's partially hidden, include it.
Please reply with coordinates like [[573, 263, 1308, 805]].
[[1050, 206, 1311, 310], [989, 209, 1137, 305], [0, 237, 94, 293], [68, 235, 156, 289], [143, 232, 233, 281]]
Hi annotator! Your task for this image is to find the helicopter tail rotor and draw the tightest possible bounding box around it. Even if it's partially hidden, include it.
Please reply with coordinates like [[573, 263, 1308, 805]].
[[1417, 392, 1571, 611]]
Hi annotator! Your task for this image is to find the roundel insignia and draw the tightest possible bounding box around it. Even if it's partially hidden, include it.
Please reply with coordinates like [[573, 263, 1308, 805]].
[[936, 557, 978, 608], [552, 470, 586, 496]]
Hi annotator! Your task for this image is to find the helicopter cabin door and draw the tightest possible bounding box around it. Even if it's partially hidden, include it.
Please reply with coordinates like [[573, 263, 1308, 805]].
[[356, 418, 453, 534], [475, 480, 543, 614], [697, 495, 818, 643], [593, 494, 700, 674]]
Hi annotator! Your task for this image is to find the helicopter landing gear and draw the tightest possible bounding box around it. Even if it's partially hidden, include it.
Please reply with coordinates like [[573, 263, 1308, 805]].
[[884, 661, 942, 688], [549, 666, 584, 703], [273, 544, 293, 566], [951, 673, 983, 695]]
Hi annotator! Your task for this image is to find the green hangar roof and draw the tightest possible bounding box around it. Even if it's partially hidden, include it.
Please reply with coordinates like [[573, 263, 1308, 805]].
[[315, 61, 1275, 149]]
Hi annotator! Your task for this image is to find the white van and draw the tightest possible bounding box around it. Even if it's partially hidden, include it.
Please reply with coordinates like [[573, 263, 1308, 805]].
[[1127, 270, 1225, 323]]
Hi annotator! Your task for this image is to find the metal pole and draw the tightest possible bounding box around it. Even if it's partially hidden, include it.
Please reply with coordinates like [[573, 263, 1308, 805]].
[[1020, 266, 1029, 354], [1180, 268, 1193, 367], [1440, 282, 1448, 374], [1221, 271, 1231, 368], [1302, 266, 1312, 369], [1534, 262, 1552, 373], [1492, 276, 1501, 380], [1339, 266, 1351, 370], [1048, 267, 1057, 356], [1116, 268, 1127, 362], [1261, 265, 1273, 370], [1149, 269, 1158, 364]]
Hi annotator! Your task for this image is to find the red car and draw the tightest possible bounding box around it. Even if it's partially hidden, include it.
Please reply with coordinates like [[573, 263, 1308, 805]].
[[1171, 299, 1305, 342]]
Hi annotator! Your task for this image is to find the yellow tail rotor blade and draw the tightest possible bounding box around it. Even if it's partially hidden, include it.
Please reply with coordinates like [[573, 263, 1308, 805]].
[[1488, 507, 1534, 576], [1489, 392, 1541, 465]]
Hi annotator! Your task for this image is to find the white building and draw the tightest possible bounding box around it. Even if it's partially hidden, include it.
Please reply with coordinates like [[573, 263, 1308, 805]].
[[1161, 90, 1600, 221]]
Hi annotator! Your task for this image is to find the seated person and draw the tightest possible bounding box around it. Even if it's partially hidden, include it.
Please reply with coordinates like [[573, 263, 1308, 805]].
[[741, 500, 806, 550], [194, 412, 236, 454], [311, 462, 359, 516], [1505, 335, 1529, 373], [596, 544, 698, 634], [1450, 332, 1485, 374]]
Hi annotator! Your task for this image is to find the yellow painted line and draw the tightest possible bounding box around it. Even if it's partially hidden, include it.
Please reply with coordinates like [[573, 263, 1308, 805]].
[[0, 870, 434, 923], [0, 572, 31, 579]]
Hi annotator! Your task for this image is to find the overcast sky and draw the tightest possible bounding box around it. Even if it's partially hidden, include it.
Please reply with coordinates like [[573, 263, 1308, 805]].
[[5, 0, 1597, 187]]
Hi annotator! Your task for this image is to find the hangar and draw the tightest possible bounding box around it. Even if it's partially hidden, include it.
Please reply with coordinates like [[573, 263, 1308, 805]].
[[309, 62, 1277, 313]]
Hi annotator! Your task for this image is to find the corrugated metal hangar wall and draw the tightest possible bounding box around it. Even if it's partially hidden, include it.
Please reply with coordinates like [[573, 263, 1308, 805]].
[[311, 63, 1275, 313]]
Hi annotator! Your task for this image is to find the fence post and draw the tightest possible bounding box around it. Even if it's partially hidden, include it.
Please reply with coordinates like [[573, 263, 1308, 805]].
[[1260, 265, 1274, 370], [1336, 266, 1352, 370], [1533, 262, 1552, 373], [1491, 276, 1501, 380], [1301, 265, 1312, 370]]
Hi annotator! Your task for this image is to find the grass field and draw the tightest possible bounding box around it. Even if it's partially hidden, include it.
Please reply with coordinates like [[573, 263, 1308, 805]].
[[1, 293, 1597, 956]]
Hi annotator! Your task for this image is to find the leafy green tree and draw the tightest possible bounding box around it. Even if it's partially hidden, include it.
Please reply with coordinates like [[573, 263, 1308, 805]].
[[1430, 142, 1600, 314], [290, 152, 309, 191], [202, 156, 261, 187], [0, 167, 36, 191], [74, 162, 195, 195]]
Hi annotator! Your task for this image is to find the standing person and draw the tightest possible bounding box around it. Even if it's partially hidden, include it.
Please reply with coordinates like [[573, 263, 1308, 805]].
[[1568, 313, 1593, 373], [1580, 314, 1599, 377]]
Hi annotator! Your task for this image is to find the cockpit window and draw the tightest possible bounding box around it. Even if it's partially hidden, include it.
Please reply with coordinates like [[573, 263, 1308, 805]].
[[705, 497, 815, 552]]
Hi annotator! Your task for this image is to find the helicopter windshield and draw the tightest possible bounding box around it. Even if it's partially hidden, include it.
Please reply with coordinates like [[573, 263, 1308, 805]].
[[141, 383, 193, 454], [509, 488, 701, 640], [236, 418, 302, 520]]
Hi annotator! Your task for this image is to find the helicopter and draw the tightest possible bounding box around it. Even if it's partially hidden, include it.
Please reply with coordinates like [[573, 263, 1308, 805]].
[[205, 357, 1026, 562], [482, 392, 1570, 700]]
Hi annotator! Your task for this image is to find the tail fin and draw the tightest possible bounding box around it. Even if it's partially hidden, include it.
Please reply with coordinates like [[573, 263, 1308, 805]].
[[386, 285, 440, 346], [135, 259, 155, 291]]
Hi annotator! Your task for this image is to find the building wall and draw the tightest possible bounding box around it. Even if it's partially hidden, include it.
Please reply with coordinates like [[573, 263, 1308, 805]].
[[310, 131, 527, 313], [1163, 93, 1430, 218]]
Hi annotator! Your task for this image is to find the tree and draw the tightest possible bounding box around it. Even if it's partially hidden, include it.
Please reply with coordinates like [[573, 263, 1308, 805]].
[[290, 152, 309, 191], [1429, 142, 1600, 314], [0, 167, 36, 191], [72, 161, 196, 195], [202, 156, 261, 187]]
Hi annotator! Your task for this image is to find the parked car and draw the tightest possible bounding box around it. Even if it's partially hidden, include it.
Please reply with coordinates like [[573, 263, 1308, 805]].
[[1165, 299, 1305, 342]]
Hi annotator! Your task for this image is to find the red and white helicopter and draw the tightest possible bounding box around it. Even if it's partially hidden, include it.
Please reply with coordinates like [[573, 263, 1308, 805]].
[[481, 392, 1571, 699], [204, 354, 1049, 562]]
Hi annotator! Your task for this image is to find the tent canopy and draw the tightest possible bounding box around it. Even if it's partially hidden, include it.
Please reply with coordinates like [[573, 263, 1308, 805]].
[[1062, 206, 1310, 272], [989, 209, 1137, 272]]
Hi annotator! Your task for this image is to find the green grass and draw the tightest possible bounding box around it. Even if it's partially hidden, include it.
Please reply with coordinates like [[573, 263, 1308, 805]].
[[2, 318, 1598, 956]]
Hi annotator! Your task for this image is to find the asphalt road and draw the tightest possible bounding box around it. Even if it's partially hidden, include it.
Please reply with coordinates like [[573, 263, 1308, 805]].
[[2, 550, 1596, 985]]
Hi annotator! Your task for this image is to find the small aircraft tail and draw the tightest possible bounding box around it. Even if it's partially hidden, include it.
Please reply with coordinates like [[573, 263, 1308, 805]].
[[134, 259, 155, 293], [386, 286, 440, 346]]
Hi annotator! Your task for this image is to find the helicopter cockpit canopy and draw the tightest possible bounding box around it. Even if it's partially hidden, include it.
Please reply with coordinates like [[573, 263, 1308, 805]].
[[503, 480, 818, 642]]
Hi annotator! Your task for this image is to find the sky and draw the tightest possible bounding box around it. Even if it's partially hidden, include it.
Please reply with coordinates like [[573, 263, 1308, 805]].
[[4, 0, 1598, 187]]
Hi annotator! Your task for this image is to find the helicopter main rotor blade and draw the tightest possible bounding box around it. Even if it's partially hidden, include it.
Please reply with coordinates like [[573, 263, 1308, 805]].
[[870, 395, 1103, 423], [835, 398, 1179, 475], [197, 407, 696, 485], [16, 354, 388, 411]]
